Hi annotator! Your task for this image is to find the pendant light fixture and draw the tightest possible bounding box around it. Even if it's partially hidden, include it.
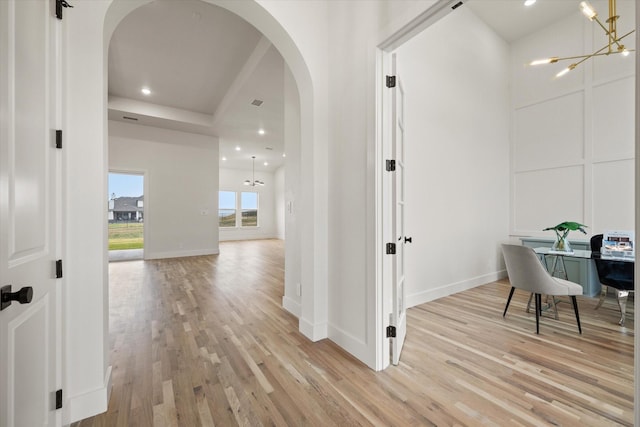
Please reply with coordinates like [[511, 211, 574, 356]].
[[529, 0, 634, 78], [244, 156, 264, 186]]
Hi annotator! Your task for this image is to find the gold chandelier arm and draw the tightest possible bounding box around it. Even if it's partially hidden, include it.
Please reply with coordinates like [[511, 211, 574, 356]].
[[550, 29, 635, 63], [590, 15, 622, 52]]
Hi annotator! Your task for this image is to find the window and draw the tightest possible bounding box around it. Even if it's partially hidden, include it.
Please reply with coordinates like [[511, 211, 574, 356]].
[[241, 192, 258, 227], [218, 191, 236, 227], [218, 191, 259, 227]]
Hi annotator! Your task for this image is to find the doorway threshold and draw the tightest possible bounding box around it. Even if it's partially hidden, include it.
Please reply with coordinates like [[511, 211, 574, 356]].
[[109, 249, 143, 262]]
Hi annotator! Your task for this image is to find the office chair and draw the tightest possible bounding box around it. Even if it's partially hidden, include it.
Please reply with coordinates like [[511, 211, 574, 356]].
[[502, 244, 582, 334], [590, 234, 634, 326]]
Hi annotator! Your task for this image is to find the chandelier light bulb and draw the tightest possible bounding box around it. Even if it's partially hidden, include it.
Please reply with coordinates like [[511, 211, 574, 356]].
[[621, 49, 630, 57], [530, 57, 558, 66], [579, 1, 597, 20], [524, 0, 536, 6], [556, 64, 576, 78]]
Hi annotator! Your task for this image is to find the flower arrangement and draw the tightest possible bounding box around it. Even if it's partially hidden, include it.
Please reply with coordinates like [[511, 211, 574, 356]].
[[543, 221, 587, 253]]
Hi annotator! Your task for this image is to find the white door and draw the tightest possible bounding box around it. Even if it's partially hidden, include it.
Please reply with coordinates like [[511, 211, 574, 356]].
[[0, 0, 62, 425], [389, 54, 407, 365]]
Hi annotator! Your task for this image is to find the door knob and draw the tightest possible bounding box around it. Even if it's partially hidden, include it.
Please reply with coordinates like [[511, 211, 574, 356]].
[[1, 285, 33, 311], [404, 237, 413, 243]]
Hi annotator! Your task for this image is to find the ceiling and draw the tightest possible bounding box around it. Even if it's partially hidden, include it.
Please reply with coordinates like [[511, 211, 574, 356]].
[[107, 0, 593, 172], [108, 0, 285, 172], [465, 0, 579, 43]]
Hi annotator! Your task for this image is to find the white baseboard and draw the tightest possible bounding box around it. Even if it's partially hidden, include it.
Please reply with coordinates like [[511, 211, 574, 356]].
[[282, 295, 301, 317], [144, 248, 219, 260], [299, 317, 328, 341], [407, 270, 508, 308], [68, 366, 112, 424], [327, 324, 375, 369]]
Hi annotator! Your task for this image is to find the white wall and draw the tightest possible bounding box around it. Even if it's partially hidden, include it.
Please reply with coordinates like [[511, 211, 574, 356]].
[[109, 121, 220, 259], [510, 0, 636, 239], [283, 66, 302, 317], [275, 166, 285, 239], [397, 7, 511, 307], [219, 167, 277, 241]]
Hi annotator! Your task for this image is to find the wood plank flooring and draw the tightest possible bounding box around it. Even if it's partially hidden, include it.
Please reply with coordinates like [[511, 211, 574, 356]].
[[73, 239, 634, 426]]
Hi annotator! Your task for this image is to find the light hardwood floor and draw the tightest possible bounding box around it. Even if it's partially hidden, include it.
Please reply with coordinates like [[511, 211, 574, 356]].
[[73, 239, 634, 426]]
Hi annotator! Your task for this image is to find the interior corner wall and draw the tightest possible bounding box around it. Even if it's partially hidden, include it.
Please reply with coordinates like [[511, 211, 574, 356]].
[[510, 0, 636, 239], [218, 167, 277, 241], [397, 6, 511, 308], [108, 120, 220, 259]]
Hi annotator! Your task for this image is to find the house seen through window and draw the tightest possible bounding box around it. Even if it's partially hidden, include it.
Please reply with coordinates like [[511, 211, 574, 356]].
[[219, 191, 258, 227]]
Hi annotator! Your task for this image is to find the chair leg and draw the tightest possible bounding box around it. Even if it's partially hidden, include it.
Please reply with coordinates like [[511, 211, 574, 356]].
[[535, 293, 541, 334], [616, 290, 630, 326], [503, 287, 515, 317], [526, 292, 533, 313], [571, 296, 582, 334], [595, 285, 607, 310]]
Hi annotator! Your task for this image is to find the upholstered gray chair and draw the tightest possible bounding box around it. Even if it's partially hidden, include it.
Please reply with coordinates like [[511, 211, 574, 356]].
[[502, 244, 583, 334]]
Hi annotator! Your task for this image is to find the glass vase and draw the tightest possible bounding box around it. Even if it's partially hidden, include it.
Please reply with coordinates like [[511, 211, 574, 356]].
[[551, 234, 572, 253]]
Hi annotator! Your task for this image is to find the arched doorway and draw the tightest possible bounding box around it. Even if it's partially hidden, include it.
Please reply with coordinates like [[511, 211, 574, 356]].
[[63, 1, 328, 422]]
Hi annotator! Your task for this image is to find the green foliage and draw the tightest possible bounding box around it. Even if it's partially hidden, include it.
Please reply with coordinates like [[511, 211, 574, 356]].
[[543, 221, 588, 234]]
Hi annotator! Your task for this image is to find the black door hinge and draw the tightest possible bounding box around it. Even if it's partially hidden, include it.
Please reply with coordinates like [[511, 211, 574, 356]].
[[55, 389, 63, 409], [55, 130, 62, 149], [386, 159, 396, 172], [451, 1, 464, 10], [386, 326, 396, 338], [386, 75, 396, 88], [56, 0, 73, 20], [56, 260, 63, 279], [386, 243, 396, 255]]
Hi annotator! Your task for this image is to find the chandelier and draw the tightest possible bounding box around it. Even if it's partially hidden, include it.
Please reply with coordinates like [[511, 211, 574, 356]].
[[530, 0, 635, 77], [244, 156, 264, 186]]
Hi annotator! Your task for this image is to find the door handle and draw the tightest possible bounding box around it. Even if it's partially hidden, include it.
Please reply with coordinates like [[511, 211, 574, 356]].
[[1, 285, 33, 311], [404, 237, 412, 243]]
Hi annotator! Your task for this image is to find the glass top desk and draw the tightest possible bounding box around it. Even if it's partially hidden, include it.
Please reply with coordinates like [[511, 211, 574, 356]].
[[533, 247, 592, 280]]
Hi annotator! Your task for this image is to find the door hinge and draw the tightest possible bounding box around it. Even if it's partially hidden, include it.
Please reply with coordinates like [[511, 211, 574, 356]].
[[386, 159, 396, 172], [56, 0, 73, 20], [386, 326, 396, 338], [56, 260, 63, 279], [386, 243, 396, 255], [55, 389, 63, 409], [55, 130, 62, 149], [386, 75, 396, 88], [451, 1, 464, 10]]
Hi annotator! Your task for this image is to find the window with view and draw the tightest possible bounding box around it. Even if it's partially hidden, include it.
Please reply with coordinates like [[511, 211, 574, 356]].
[[218, 191, 259, 228], [218, 191, 236, 227], [241, 192, 258, 227]]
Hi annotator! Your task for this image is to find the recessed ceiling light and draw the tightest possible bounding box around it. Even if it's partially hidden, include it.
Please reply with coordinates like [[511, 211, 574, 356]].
[[282, 153, 286, 158], [258, 129, 265, 135], [524, 0, 536, 6], [141, 87, 151, 95], [235, 146, 241, 151], [222, 157, 227, 161], [264, 162, 269, 166]]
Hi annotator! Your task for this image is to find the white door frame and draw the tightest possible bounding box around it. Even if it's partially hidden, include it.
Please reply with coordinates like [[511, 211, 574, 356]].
[[374, 0, 486, 370]]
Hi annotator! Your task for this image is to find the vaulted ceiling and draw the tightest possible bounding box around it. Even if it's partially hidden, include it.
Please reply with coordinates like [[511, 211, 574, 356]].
[[107, 0, 592, 172], [108, 0, 285, 172]]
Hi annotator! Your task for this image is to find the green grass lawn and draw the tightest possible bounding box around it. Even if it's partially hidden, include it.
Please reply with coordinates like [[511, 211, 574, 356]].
[[109, 222, 143, 250]]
